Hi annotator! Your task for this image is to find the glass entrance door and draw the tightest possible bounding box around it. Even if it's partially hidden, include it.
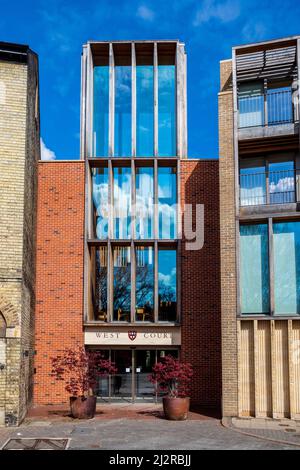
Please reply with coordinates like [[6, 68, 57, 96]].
[[111, 350, 133, 400], [134, 350, 156, 400], [96, 349, 178, 402]]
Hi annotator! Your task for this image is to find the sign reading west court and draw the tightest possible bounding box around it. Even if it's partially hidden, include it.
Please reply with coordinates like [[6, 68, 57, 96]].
[[84, 327, 181, 346]]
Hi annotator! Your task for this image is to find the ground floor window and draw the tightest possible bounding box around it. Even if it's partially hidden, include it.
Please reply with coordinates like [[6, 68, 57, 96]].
[[88, 242, 178, 323], [94, 348, 179, 401], [240, 220, 300, 316]]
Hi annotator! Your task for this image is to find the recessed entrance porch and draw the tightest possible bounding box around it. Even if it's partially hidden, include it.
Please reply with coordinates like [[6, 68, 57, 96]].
[[94, 348, 178, 402]]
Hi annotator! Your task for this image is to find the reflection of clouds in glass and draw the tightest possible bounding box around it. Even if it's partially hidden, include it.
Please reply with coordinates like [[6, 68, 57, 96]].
[[158, 66, 175, 85], [93, 182, 108, 216], [138, 125, 151, 133], [269, 177, 294, 193], [158, 267, 176, 287], [240, 185, 265, 206], [158, 118, 172, 129]]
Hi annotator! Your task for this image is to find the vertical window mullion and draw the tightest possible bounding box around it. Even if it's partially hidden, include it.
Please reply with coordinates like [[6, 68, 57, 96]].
[[154, 160, 158, 239], [176, 42, 180, 158], [132, 43, 136, 157], [131, 160, 136, 239], [154, 241, 158, 323], [266, 159, 270, 205], [107, 240, 112, 322], [154, 42, 158, 157], [109, 43, 115, 157], [131, 241, 135, 323], [177, 241, 181, 324], [108, 160, 113, 239]]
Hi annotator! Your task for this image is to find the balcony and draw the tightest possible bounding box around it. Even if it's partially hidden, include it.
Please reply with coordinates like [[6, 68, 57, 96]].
[[240, 167, 299, 209], [238, 87, 298, 141]]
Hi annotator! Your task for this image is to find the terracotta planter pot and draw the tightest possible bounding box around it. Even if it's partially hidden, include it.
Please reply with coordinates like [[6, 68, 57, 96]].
[[163, 397, 190, 421], [70, 396, 97, 419]]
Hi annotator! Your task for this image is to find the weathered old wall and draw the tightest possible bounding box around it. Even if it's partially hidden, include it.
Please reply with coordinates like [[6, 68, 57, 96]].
[[180, 159, 222, 411], [0, 51, 39, 426], [34, 162, 85, 405]]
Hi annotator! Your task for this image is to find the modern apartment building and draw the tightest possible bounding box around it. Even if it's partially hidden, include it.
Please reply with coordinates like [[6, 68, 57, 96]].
[[0, 41, 40, 426], [33, 41, 222, 409], [219, 36, 300, 419]]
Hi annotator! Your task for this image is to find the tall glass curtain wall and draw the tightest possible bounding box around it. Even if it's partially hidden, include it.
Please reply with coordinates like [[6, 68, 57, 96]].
[[240, 222, 300, 315], [90, 44, 178, 324], [91, 246, 177, 322], [92, 165, 177, 241], [93, 48, 176, 157]]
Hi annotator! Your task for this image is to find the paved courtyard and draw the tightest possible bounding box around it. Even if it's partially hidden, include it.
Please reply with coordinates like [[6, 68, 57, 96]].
[[0, 404, 299, 450]]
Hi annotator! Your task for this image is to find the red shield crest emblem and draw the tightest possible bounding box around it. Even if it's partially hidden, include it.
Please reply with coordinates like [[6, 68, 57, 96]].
[[128, 330, 137, 341]]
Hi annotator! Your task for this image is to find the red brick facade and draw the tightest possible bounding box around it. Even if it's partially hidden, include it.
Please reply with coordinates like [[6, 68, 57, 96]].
[[33, 159, 221, 410], [33, 162, 85, 405], [180, 160, 221, 410]]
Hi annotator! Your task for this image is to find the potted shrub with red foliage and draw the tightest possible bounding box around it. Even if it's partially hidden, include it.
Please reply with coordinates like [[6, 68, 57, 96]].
[[51, 347, 117, 419], [149, 355, 193, 421]]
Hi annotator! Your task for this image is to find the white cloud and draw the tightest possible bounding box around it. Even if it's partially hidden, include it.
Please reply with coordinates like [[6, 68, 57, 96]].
[[242, 22, 267, 42], [40, 138, 56, 161], [137, 5, 155, 21], [193, 0, 240, 26]]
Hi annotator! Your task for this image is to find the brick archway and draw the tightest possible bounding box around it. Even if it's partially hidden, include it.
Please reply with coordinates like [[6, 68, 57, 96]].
[[0, 313, 6, 338], [0, 295, 19, 329]]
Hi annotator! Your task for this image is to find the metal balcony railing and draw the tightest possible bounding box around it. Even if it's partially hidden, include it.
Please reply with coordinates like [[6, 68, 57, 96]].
[[240, 168, 298, 206], [238, 89, 294, 128]]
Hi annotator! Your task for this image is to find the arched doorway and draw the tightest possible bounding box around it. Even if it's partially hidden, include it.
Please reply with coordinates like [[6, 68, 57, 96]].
[[0, 313, 7, 426]]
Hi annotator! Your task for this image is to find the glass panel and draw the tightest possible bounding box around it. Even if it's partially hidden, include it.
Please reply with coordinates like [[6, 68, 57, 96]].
[[113, 247, 131, 322], [135, 247, 154, 322], [158, 65, 176, 156], [113, 167, 131, 239], [240, 165, 266, 206], [238, 82, 264, 128], [136, 65, 154, 156], [158, 167, 177, 239], [93, 66, 109, 156], [92, 167, 109, 239], [273, 222, 300, 315], [158, 249, 177, 322], [95, 350, 110, 398], [114, 66, 131, 156], [240, 224, 270, 314], [94, 247, 108, 321], [111, 350, 132, 398], [135, 350, 156, 399], [136, 167, 154, 239], [267, 86, 293, 125], [269, 161, 295, 204]]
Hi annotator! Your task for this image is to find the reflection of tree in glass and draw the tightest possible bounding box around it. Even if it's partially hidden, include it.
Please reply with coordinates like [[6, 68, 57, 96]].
[[96, 266, 107, 313], [136, 264, 154, 310], [114, 266, 131, 313], [159, 283, 176, 303]]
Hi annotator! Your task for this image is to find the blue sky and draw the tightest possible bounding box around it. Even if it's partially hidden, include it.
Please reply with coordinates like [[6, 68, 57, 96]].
[[2, 0, 300, 159]]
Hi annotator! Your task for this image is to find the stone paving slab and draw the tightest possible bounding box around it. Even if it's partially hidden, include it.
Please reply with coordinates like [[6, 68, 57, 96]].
[[1, 405, 300, 450], [223, 417, 300, 448], [0, 418, 298, 450]]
